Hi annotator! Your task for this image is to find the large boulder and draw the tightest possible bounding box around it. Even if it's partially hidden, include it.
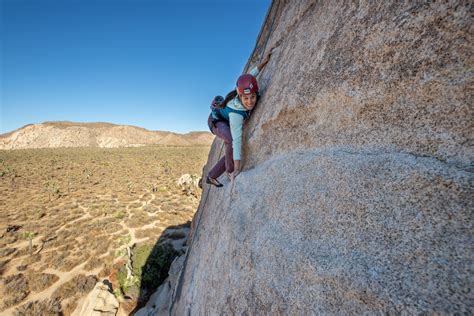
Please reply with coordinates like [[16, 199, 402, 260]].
[[71, 281, 119, 316], [169, 1, 472, 315]]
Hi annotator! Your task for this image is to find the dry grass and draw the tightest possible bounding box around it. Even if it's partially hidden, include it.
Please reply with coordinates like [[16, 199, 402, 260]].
[[27, 273, 59, 292], [0, 145, 209, 314]]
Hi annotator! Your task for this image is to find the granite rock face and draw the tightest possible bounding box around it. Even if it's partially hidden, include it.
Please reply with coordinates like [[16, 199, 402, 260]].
[[169, 1, 473, 314]]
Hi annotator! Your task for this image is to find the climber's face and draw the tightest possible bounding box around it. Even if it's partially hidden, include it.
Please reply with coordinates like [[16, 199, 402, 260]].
[[240, 93, 257, 110]]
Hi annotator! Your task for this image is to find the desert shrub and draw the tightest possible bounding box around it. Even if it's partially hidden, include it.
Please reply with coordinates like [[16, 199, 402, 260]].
[[84, 256, 102, 271], [149, 199, 162, 207], [49, 243, 71, 252], [125, 213, 149, 228], [64, 213, 82, 222], [0, 247, 17, 257], [103, 222, 122, 234], [0, 259, 10, 275], [135, 228, 163, 240], [98, 264, 112, 279], [57, 229, 72, 240], [1, 273, 29, 309], [113, 209, 127, 220], [93, 239, 111, 255], [142, 204, 159, 213], [116, 234, 131, 247], [129, 202, 142, 209], [21, 254, 42, 265], [51, 274, 97, 301], [160, 204, 172, 212], [168, 199, 182, 209], [0, 234, 18, 247], [49, 252, 69, 270], [61, 296, 80, 315], [141, 192, 152, 200], [58, 256, 85, 272], [14, 297, 62, 316], [27, 273, 59, 292]]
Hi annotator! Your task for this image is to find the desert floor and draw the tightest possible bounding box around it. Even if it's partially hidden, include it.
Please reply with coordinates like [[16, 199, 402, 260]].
[[0, 145, 209, 315]]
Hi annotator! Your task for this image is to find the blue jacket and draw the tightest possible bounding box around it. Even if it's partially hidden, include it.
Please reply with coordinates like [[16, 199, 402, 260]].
[[210, 66, 259, 160]]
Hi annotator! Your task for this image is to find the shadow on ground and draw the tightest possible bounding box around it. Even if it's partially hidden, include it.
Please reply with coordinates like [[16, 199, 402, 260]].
[[128, 221, 191, 314]]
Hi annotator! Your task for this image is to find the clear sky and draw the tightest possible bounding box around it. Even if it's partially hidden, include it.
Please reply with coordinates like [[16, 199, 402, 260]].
[[0, 0, 271, 134]]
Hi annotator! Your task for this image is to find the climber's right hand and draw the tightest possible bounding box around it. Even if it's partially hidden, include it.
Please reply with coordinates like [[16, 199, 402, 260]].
[[231, 170, 240, 182]]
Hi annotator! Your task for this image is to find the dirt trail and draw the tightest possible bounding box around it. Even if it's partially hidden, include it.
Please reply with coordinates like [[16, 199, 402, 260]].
[[1, 262, 103, 315], [2, 188, 190, 314]]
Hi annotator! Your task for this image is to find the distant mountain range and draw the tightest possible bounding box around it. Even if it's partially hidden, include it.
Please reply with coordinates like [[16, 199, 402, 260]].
[[0, 121, 214, 150]]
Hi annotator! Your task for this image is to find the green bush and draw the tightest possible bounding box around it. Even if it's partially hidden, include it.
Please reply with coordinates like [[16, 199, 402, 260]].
[[113, 210, 127, 219], [132, 243, 178, 302]]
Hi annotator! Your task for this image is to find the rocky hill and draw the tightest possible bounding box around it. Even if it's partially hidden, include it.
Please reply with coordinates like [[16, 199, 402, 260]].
[[0, 121, 213, 150], [138, 1, 472, 315]]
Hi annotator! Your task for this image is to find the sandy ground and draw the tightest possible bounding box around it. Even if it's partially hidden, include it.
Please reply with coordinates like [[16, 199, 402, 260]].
[[0, 146, 207, 315]]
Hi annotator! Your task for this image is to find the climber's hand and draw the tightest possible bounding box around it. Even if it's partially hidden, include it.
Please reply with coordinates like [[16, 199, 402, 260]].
[[263, 50, 274, 65], [258, 52, 272, 71], [231, 170, 240, 182], [264, 51, 272, 63]]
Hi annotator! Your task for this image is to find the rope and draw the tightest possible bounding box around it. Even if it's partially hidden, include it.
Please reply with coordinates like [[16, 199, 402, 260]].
[[169, 2, 281, 313]]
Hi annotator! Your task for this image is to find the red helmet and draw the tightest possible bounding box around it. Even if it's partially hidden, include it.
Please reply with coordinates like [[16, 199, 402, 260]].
[[236, 74, 258, 95]]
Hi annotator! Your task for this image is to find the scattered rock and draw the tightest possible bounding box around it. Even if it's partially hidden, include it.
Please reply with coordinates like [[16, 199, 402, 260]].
[[6, 224, 21, 233], [176, 174, 200, 197]]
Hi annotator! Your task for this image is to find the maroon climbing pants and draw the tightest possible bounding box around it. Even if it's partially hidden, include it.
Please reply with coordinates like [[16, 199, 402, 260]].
[[208, 121, 234, 179]]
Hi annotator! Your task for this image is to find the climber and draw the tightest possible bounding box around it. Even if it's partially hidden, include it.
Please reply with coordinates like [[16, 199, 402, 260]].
[[206, 51, 273, 187]]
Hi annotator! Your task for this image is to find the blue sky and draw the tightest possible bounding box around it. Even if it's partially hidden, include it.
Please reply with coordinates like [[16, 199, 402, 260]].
[[0, 0, 271, 134]]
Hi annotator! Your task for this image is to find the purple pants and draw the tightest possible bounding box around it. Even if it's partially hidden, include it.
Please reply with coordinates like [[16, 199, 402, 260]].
[[208, 121, 234, 179]]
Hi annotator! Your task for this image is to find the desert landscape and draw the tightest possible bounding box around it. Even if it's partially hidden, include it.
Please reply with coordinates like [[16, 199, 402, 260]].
[[0, 145, 209, 315]]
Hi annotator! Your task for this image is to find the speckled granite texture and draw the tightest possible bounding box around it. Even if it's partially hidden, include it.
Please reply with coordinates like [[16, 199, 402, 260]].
[[169, 1, 473, 314]]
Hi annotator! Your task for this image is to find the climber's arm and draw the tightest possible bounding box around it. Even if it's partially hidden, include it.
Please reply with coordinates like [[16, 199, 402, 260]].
[[257, 51, 272, 71], [247, 51, 273, 78], [229, 112, 244, 179]]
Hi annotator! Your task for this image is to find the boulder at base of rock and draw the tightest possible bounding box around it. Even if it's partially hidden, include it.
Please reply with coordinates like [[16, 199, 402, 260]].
[[72, 281, 119, 316]]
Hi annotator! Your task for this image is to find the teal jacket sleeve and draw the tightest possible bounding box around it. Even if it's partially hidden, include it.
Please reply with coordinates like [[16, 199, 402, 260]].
[[229, 112, 244, 160], [249, 66, 259, 77]]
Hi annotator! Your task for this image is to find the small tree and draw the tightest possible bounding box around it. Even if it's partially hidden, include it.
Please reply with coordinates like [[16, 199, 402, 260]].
[[127, 182, 135, 194], [21, 231, 36, 255], [44, 181, 60, 202], [67, 175, 75, 193]]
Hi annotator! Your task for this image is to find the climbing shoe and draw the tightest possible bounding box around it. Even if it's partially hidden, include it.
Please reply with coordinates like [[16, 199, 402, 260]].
[[206, 176, 223, 187]]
